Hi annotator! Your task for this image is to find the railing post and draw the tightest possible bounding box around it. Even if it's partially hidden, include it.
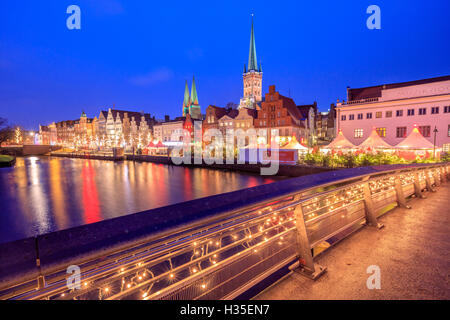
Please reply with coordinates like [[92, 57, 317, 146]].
[[446, 165, 450, 182], [362, 181, 383, 229], [433, 168, 441, 187], [394, 175, 411, 209], [36, 258, 45, 290], [440, 167, 447, 183], [425, 169, 436, 192], [413, 171, 426, 199], [292, 199, 326, 280]]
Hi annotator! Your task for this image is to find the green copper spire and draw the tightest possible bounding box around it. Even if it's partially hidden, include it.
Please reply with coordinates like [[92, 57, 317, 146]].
[[183, 80, 190, 116], [190, 76, 199, 105], [183, 80, 190, 108], [248, 15, 258, 72]]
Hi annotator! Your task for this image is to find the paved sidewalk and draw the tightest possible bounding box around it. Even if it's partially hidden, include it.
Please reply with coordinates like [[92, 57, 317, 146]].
[[255, 183, 450, 300]]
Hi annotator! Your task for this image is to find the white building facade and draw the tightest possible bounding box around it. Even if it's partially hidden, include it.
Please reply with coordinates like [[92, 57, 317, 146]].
[[336, 76, 450, 151]]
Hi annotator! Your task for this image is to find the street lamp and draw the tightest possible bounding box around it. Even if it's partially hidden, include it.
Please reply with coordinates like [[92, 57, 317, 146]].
[[433, 126, 438, 159]]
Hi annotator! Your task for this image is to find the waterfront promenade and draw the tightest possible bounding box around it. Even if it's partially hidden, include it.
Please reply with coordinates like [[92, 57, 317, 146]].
[[256, 183, 450, 300]]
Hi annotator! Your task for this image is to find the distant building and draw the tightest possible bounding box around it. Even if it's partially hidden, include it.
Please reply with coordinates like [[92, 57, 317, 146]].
[[55, 120, 76, 146], [74, 111, 96, 147], [96, 110, 108, 143], [203, 105, 228, 133], [297, 102, 317, 146], [254, 85, 308, 144], [336, 75, 450, 150], [105, 108, 155, 148], [315, 104, 337, 143], [218, 109, 239, 138]]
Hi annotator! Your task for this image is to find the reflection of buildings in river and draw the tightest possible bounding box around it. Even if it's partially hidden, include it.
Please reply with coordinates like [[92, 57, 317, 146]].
[[49, 157, 68, 229], [81, 160, 101, 224], [183, 168, 193, 200], [12, 157, 29, 217], [28, 157, 51, 234]]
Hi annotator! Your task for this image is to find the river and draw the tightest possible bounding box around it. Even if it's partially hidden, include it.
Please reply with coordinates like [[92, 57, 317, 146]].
[[0, 156, 281, 244]]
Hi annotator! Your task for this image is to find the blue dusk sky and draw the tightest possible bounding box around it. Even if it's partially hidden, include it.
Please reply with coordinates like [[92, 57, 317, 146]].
[[0, 0, 449, 129]]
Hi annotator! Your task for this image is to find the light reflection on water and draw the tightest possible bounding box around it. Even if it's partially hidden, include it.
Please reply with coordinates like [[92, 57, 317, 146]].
[[0, 157, 280, 244]]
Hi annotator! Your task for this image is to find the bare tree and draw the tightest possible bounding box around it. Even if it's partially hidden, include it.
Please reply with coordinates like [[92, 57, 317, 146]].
[[0, 118, 14, 147], [225, 102, 238, 110]]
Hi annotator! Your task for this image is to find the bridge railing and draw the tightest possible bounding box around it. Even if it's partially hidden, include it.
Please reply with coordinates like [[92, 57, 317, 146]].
[[0, 163, 448, 300]]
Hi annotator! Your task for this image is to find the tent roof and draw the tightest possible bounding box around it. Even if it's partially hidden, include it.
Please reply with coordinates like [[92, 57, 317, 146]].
[[395, 127, 435, 149], [282, 136, 309, 150], [323, 130, 357, 149], [358, 128, 393, 149]]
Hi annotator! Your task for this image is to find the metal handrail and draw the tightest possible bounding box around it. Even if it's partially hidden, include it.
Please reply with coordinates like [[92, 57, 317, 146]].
[[0, 163, 448, 300]]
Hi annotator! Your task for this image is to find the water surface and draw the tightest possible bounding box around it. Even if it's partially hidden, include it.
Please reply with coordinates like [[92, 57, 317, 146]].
[[0, 156, 280, 244]]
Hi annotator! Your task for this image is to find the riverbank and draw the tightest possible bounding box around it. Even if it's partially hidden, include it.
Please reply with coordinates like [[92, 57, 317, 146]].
[[50, 151, 335, 177], [0, 155, 15, 167]]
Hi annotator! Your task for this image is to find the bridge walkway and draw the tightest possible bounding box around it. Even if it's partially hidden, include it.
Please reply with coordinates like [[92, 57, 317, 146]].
[[255, 183, 450, 300]]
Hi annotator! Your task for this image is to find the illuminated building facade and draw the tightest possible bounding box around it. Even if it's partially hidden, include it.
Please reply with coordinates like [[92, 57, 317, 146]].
[[254, 85, 308, 144], [336, 75, 450, 151]]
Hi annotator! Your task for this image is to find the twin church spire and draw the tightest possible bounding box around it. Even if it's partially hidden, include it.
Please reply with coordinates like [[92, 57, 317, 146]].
[[183, 76, 201, 119]]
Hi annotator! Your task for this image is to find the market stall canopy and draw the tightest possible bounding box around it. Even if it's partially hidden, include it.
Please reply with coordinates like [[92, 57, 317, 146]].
[[358, 128, 393, 149], [322, 130, 357, 149], [395, 126, 435, 149], [155, 140, 166, 148], [147, 141, 156, 148], [282, 136, 308, 150]]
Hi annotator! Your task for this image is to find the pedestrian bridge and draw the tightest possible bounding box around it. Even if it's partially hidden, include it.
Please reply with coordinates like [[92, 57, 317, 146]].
[[0, 163, 448, 300]]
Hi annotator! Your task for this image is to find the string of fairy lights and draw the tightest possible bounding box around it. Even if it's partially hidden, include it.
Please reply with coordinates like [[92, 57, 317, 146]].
[[8, 166, 446, 300]]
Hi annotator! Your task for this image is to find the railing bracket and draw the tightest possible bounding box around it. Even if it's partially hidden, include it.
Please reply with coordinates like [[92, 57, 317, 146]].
[[293, 262, 327, 280]]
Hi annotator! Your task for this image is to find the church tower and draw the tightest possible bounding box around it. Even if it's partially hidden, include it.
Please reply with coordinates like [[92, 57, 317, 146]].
[[242, 15, 262, 105]]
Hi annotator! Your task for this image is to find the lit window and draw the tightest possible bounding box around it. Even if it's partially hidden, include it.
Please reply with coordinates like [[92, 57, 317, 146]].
[[376, 112, 382, 118], [386, 111, 392, 118], [376, 127, 386, 137], [354, 129, 363, 138]]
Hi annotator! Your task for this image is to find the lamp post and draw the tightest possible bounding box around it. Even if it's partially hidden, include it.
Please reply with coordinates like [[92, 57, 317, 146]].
[[433, 126, 438, 159]]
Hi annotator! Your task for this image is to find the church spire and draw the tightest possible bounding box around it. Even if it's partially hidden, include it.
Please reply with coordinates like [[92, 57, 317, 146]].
[[183, 80, 190, 116], [248, 15, 258, 72], [190, 75, 199, 105]]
